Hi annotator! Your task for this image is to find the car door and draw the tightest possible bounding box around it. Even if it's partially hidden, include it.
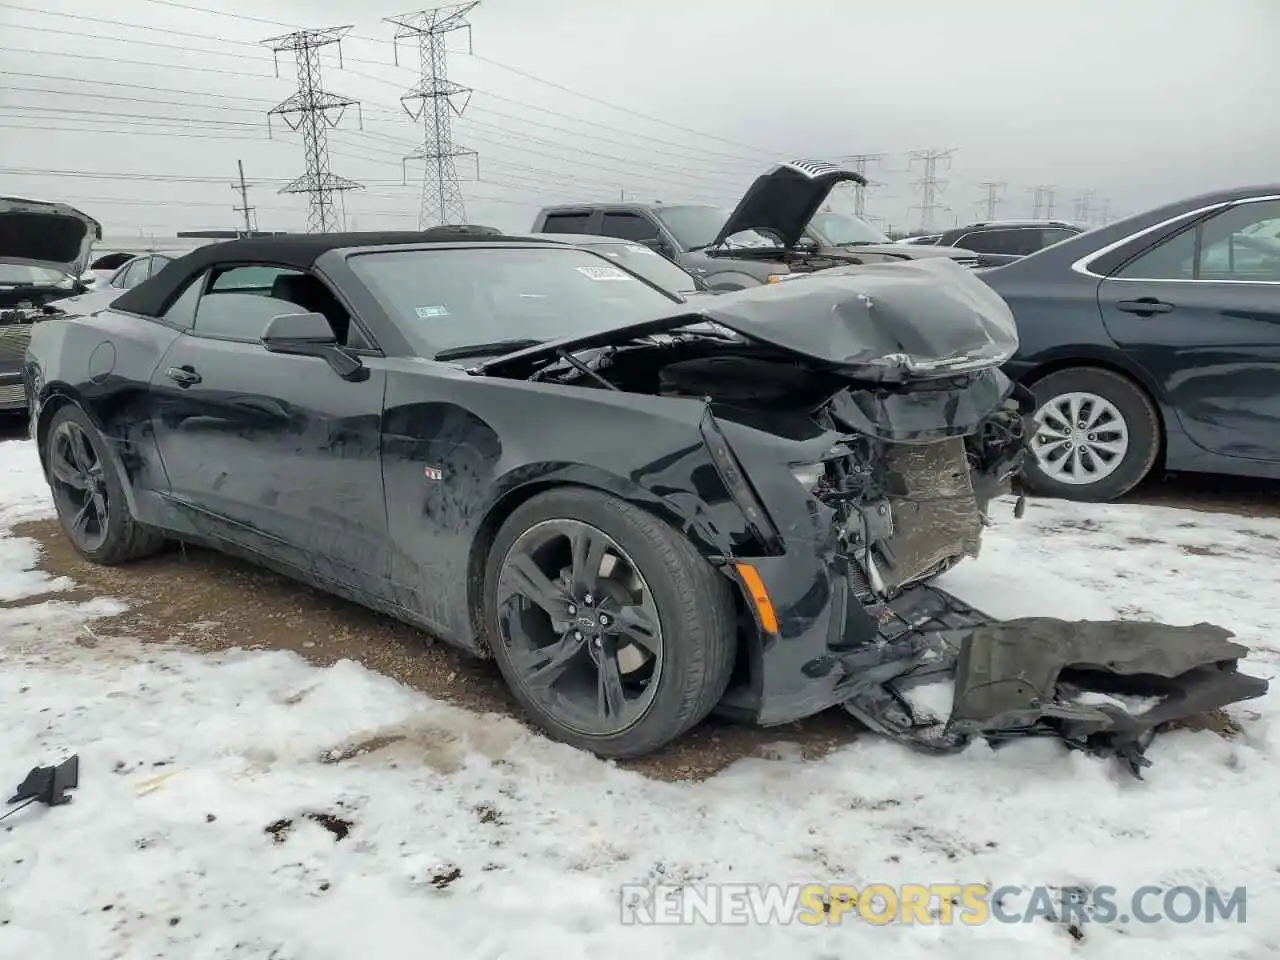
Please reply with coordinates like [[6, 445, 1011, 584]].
[[1097, 196, 1280, 462], [147, 263, 392, 594]]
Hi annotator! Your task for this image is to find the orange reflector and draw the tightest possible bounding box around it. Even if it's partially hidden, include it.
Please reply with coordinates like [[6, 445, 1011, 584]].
[[734, 562, 779, 635]]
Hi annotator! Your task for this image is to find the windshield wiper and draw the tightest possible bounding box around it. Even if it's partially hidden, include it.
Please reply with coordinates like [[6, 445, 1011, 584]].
[[434, 338, 545, 361]]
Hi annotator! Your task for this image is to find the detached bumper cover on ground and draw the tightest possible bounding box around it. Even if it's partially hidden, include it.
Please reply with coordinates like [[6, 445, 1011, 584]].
[[839, 590, 1270, 777]]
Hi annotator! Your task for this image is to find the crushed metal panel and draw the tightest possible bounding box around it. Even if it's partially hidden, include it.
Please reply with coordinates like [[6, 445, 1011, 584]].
[[840, 605, 1271, 778]]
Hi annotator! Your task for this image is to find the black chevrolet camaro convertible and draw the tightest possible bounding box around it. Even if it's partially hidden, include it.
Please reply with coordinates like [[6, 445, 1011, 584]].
[[22, 229, 1266, 770]]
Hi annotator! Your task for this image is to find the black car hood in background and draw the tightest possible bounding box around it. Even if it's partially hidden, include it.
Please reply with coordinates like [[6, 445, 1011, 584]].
[[0, 196, 103, 276], [478, 258, 1020, 383], [712, 160, 869, 250]]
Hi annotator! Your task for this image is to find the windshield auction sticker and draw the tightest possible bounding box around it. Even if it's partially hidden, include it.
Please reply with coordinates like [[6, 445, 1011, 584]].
[[575, 265, 632, 281]]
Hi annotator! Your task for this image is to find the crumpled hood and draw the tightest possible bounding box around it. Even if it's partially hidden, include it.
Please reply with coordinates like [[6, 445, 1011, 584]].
[[477, 258, 1020, 383], [713, 160, 868, 249], [0, 196, 102, 276]]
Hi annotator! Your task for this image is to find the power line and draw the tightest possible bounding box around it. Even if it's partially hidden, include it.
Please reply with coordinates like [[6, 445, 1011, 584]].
[[1, 1, 776, 162], [907, 148, 956, 232], [0, 22, 768, 169], [977, 180, 1006, 220], [386, 3, 480, 229], [262, 26, 364, 233]]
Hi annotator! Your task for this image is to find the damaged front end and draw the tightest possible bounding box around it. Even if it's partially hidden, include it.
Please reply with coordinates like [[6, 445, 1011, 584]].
[[476, 261, 1269, 774]]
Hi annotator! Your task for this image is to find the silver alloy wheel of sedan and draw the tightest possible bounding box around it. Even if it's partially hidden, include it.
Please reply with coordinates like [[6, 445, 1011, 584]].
[[1031, 390, 1131, 485]]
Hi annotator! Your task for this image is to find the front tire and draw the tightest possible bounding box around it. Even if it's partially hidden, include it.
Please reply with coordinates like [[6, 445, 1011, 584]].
[[482, 487, 737, 758], [43, 404, 165, 564], [1020, 367, 1161, 502]]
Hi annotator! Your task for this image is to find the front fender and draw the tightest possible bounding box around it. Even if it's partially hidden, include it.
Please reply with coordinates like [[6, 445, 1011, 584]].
[[32, 382, 145, 519]]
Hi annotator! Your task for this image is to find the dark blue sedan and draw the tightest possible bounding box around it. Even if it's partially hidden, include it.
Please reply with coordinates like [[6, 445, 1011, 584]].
[[981, 184, 1280, 502]]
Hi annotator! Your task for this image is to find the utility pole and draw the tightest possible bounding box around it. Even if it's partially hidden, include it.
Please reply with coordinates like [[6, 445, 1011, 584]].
[[977, 180, 1005, 221], [1073, 189, 1095, 224], [1043, 186, 1056, 220], [1098, 197, 1111, 224], [386, 3, 480, 229], [907, 148, 956, 232], [262, 26, 364, 234], [231, 160, 257, 236], [840, 153, 885, 219]]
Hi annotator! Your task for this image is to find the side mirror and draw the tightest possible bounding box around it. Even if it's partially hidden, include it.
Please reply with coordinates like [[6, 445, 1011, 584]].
[[261, 312, 368, 381]]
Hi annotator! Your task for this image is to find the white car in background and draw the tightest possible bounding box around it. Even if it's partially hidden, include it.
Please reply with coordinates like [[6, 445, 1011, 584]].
[[56, 251, 177, 315]]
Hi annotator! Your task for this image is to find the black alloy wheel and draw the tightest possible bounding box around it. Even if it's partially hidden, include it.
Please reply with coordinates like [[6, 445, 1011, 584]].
[[483, 487, 737, 757], [495, 518, 665, 738], [42, 404, 166, 564], [48, 417, 111, 553]]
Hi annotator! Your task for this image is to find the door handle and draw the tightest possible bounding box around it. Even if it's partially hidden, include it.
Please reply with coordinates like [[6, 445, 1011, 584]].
[[166, 365, 202, 387], [1116, 298, 1174, 316]]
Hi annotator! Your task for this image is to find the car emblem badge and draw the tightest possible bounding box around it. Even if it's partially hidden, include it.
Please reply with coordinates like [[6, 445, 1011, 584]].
[[423, 466, 443, 481]]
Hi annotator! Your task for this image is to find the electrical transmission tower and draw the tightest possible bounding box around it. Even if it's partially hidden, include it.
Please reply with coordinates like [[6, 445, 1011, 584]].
[[1073, 189, 1095, 224], [977, 180, 1005, 220], [1029, 184, 1056, 220], [386, 3, 481, 229], [840, 153, 885, 219], [231, 160, 257, 236], [907, 148, 956, 232], [262, 26, 364, 234]]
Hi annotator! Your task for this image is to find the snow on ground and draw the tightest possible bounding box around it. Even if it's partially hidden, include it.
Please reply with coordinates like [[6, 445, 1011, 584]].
[[1, 435, 1278, 959]]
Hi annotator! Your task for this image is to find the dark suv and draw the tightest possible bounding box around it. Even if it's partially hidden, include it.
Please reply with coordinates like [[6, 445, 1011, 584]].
[[532, 160, 980, 291], [929, 220, 1085, 267]]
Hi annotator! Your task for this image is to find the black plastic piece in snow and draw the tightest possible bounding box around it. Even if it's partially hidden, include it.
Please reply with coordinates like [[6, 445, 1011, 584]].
[[8, 754, 80, 807]]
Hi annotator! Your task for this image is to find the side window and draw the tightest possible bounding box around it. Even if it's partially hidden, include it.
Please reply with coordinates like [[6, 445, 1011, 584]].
[[541, 212, 592, 234], [185, 265, 360, 345], [954, 230, 1012, 254], [1038, 228, 1078, 249], [210, 266, 291, 292], [1195, 200, 1280, 282], [599, 212, 661, 243], [160, 273, 206, 329], [1114, 228, 1198, 280], [1009, 229, 1049, 256], [112, 260, 142, 289], [146, 255, 173, 280], [191, 266, 305, 342]]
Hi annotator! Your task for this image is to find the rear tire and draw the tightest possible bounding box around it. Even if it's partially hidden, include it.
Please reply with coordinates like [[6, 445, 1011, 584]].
[[483, 487, 737, 758], [1021, 367, 1160, 502], [42, 404, 166, 564]]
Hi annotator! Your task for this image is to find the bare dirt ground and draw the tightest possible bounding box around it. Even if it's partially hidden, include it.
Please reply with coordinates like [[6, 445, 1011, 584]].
[[2, 414, 1273, 778]]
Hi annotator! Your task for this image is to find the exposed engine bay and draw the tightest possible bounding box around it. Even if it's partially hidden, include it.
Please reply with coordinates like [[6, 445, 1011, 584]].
[[526, 331, 1028, 594], [474, 267, 1269, 776]]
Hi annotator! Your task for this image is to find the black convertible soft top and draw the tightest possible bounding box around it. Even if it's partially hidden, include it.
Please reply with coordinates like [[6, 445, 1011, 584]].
[[111, 227, 542, 318]]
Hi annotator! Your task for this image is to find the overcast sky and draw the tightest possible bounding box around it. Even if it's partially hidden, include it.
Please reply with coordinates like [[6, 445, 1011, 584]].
[[2, 0, 1276, 239]]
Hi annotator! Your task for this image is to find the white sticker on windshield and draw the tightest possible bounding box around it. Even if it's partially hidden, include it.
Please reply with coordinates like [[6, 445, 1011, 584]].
[[414, 304, 449, 319], [626, 244, 658, 256], [576, 265, 632, 281]]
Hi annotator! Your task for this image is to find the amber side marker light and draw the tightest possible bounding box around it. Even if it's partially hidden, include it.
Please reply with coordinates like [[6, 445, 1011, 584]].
[[734, 562, 779, 635]]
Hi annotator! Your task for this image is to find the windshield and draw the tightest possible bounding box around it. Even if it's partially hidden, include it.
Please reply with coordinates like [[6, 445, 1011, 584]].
[[808, 211, 890, 246], [0, 264, 72, 287], [653, 205, 777, 251], [575, 240, 700, 294], [347, 246, 683, 358]]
